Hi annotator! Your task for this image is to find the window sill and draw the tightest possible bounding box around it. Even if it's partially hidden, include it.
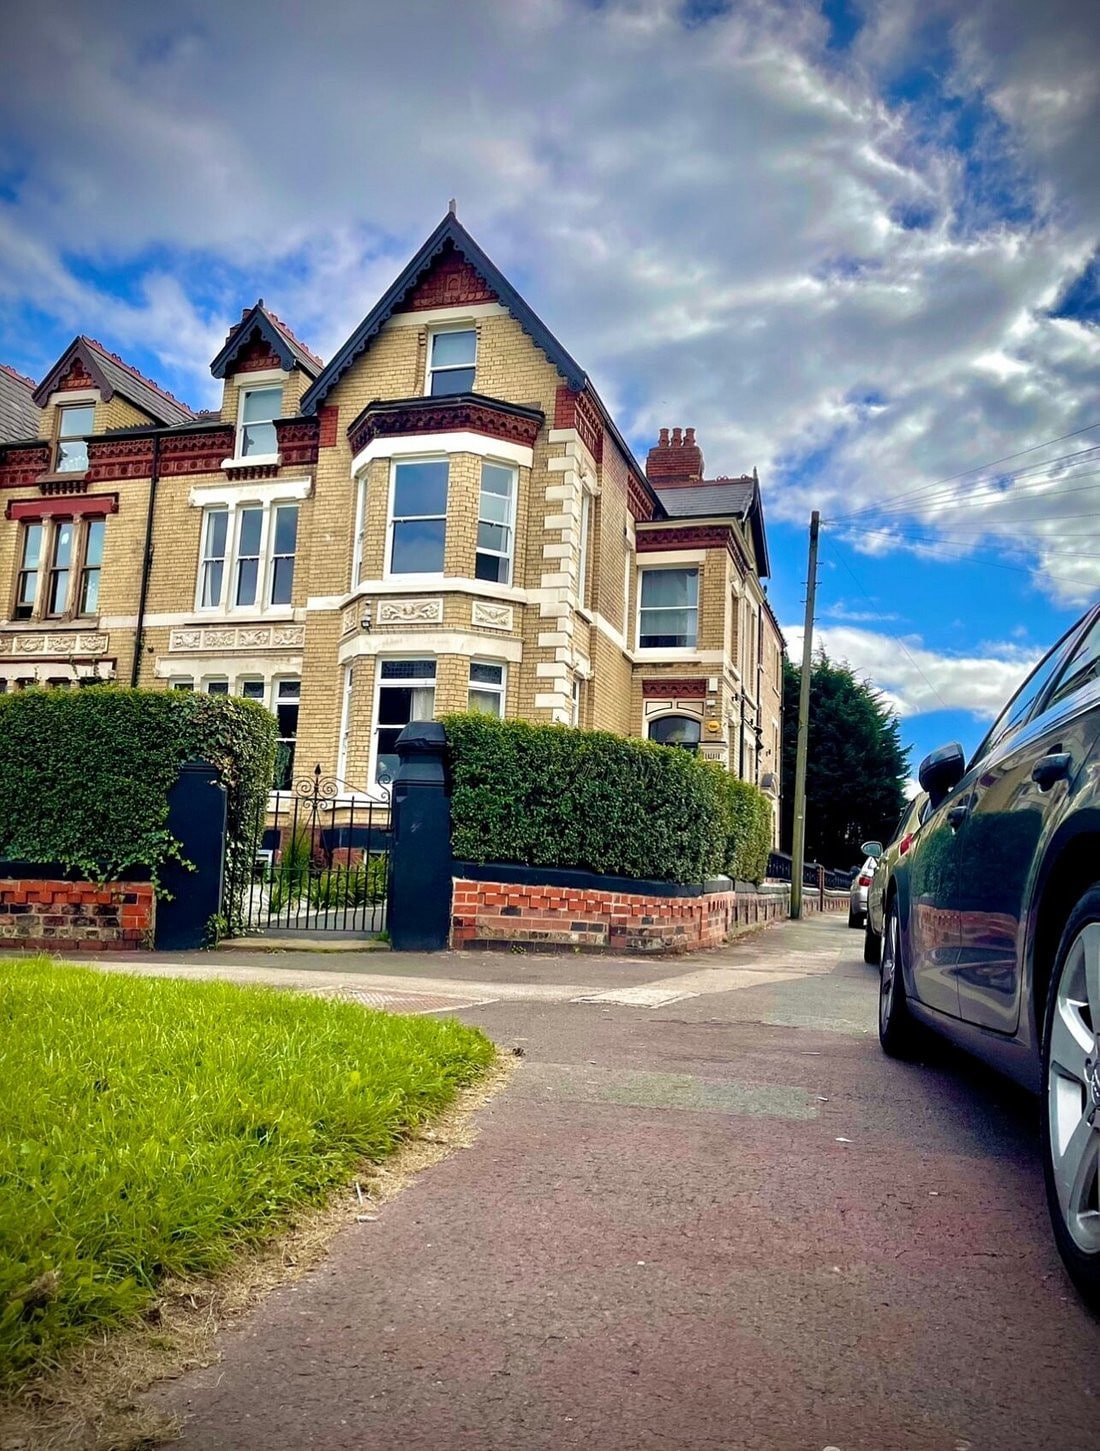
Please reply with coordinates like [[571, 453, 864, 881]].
[[576, 605, 594, 623], [221, 454, 281, 470]]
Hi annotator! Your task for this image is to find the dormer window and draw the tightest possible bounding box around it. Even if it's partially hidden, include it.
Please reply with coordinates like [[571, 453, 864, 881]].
[[427, 328, 476, 396], [56, 404, 95, 473], [237, 385, 281, 458]]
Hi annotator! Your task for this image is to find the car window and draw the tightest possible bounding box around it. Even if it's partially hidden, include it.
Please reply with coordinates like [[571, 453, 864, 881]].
[[971, 616, 1086, 764], [1042, 611, 1100, 713]]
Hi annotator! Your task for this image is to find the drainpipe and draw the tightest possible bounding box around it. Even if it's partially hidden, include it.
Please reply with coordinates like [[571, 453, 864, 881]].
[[130, 431, 161, 687]]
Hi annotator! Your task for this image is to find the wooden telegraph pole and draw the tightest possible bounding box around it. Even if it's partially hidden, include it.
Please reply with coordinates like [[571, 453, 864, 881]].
[[790, 510, 820, 918]]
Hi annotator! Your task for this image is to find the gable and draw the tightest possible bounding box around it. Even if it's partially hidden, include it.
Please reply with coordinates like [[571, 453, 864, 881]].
[[392, 242, 497, 313]]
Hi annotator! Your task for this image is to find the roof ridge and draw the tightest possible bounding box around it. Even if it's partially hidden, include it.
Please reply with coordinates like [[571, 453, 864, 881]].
[[0, 362, 37, 391], [80, 336, 195, 417]]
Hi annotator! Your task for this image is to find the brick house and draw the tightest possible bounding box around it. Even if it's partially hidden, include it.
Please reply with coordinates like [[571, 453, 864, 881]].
[[0, 213, 785, 834]]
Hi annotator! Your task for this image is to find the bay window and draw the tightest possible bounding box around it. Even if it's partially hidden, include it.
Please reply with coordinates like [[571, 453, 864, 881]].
[[638, 568, 699, 649], [274, 678, 300, 788], [388, 460, 448, 575], [468, 661, 506, 716], [475, 463, 516, 583], [374, 659, 436, 785]]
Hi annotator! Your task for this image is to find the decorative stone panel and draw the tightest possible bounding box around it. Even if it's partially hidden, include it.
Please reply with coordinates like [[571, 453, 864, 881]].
[[471, 600, 514, 630], [168, 624, 305, 652], [376, 598, 444, 625], [2, 632, 109, 656]]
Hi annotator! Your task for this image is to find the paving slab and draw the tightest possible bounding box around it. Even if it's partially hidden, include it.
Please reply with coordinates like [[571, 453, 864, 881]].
[[147, 914, 1099, 1450]]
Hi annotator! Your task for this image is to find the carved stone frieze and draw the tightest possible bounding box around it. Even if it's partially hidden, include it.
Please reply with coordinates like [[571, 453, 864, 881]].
[[347, 394, 543, 457], [376, 598, 443, 625], [471, 600, 514, 630], [168, 624, 305, 652], [1, 631, 108, 657]]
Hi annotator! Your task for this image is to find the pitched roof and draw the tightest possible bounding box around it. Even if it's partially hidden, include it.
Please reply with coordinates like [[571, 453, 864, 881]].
[[32, 337, 194, 426], [655, 473, 771, 578], [303, 214, 587, 413], [0, 363, 40, 444], [301, 211, 654, 498], [210, 301, 323, 379]]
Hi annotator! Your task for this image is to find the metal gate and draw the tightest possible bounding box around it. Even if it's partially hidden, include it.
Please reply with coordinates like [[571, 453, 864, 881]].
[[224, 765, 392, 938]]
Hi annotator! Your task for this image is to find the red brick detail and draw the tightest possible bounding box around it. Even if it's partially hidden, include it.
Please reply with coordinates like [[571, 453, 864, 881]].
[[273, 416, 319, 466], [394, 243, 497, 312], [0, 443, 52, 488], [552, 386, 603, 463], [58, 357, 98, 392], [158, 428, 235, 477], [641, 678, 707, 699], [636, 523, 737, 556], [347, 397, 541, 457], [553, 385, 576, 430], [318, 406, 339, 448], [647, 427, 704, 486], [0, 878, 154, 951], [233, 332, 285, 374], [628, 471, 657, 522], [7, 494, 118, 521]]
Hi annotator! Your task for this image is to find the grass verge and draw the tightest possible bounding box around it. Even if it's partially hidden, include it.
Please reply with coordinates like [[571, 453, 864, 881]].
[[0, 958, 494, 1393]]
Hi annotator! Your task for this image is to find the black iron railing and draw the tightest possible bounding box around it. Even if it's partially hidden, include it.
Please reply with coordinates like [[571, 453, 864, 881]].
[[766, 849, 852, 893]]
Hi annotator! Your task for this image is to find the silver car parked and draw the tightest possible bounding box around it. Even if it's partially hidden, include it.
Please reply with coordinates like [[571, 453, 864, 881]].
[[876, 602, 1100, 1307]]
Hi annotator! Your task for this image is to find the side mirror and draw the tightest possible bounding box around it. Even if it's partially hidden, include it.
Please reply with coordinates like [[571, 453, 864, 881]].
[[861, 841, 883, 859], [918, 741, 966, 810]]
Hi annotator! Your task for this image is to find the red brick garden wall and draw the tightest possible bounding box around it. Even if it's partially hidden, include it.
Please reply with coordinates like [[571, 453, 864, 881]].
[[0, 879, 155, 951], [451, 878, 799, 953]]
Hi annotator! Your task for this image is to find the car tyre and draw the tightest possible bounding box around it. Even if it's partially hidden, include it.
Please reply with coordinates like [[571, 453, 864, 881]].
[[879, 899, 918, 1057], [1040, 885, 1100, 1312], [863, 921, 881, 966], [847, 906, 861, 929]]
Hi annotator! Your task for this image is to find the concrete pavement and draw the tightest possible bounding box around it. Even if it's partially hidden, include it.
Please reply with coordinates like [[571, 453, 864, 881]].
[[144, 915, 1098, 1450]]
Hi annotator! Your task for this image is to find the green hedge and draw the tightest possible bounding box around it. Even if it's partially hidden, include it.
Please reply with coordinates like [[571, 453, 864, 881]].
[[444, 713, 774, 885], [0, 687, 276, 883]]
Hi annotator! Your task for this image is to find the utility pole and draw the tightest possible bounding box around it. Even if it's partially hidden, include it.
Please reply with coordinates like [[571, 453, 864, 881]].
[[790, 510, 820, 918]]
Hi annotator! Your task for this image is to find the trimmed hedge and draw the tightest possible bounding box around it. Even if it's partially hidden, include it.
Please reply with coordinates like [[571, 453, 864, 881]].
[[0, 687, 276, 883], [444, 713, 775, 885]]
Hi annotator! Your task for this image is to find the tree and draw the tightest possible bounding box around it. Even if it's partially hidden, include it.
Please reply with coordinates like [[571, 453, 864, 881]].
[[780, 652, 909, 868]]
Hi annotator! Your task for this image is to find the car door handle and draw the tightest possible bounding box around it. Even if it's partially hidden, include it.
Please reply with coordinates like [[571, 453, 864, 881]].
[[1032, 752, 1072, 790], [946, 804, 969, 830]]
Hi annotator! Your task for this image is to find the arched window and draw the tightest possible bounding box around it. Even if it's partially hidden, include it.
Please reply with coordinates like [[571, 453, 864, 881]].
[[648, 715, 701, 752]]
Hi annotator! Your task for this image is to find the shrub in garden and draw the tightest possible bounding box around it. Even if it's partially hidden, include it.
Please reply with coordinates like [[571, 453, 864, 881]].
[[444, 713, 732, 883], [0, 687, 275, 884], [709, 769, 775, 884]]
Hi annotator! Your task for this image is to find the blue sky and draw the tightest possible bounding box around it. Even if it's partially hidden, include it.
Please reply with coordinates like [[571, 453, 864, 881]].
[[1, 0, 1097, 782]]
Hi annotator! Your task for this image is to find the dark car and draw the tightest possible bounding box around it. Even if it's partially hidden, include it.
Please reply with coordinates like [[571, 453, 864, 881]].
[[877, 601, 1100, 1306]]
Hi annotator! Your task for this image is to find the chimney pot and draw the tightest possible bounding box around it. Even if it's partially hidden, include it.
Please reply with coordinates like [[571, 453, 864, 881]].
[[685, 427, 695, 445], [672, 427, 682, 445], [659, 427, 669, 445]]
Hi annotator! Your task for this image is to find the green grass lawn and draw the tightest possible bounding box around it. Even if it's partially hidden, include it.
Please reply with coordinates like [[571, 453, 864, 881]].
[[0, 959, 494, 1389]]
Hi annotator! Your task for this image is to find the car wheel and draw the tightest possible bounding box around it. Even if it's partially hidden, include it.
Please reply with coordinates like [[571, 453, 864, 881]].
[[847, 906, 861, 929], [879, 900, 917, 1057], [864, 921, 881, 966], [1040, 886, 1100, 1310]]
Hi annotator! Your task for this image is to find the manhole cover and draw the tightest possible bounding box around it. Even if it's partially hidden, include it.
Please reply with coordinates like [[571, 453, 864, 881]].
[[313, 987, 491, 1015]]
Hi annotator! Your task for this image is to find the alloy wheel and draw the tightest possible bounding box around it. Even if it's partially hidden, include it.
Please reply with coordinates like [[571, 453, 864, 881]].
[[879, 910, 897, 1035], [1047, 921, 1100, 1257]]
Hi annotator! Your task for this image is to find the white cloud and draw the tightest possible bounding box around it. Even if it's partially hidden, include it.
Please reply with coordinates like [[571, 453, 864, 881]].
[[783, 620, 1039, 721], [0, 0, 1094, 605]]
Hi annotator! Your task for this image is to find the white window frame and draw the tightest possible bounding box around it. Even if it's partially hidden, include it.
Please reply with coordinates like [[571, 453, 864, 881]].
[[475, 461, 517, 586], [234, 383, 283, 462], [424, 324, 477, 397], [337, 665, 355, 782], [351, 474, 368, 587], [385, 456, 449, 580], [577, 490, 592, 610], [637, 566, 700, 652], [273, 676, 301, 789], [468, 659, 507, 717], [56, 403, 96, 473], [193, 494, 302, 615], [369, 657, 437, 793]]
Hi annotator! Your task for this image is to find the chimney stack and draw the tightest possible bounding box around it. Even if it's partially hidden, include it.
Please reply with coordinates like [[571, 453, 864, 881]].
[[646, 425, 704, 487]]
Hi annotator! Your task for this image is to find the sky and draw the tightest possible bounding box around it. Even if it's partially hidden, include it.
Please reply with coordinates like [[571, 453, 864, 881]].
[[1, 0, 1097, 781]]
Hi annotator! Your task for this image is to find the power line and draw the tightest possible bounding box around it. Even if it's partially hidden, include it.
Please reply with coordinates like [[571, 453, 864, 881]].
[[832, 471, 1100, 524], [828, 442, 1100, 523]]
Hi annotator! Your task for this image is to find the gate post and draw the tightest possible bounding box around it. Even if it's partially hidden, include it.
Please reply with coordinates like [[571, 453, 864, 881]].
[[388, 722, 452, 952], [155, 760, 227, 950]]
